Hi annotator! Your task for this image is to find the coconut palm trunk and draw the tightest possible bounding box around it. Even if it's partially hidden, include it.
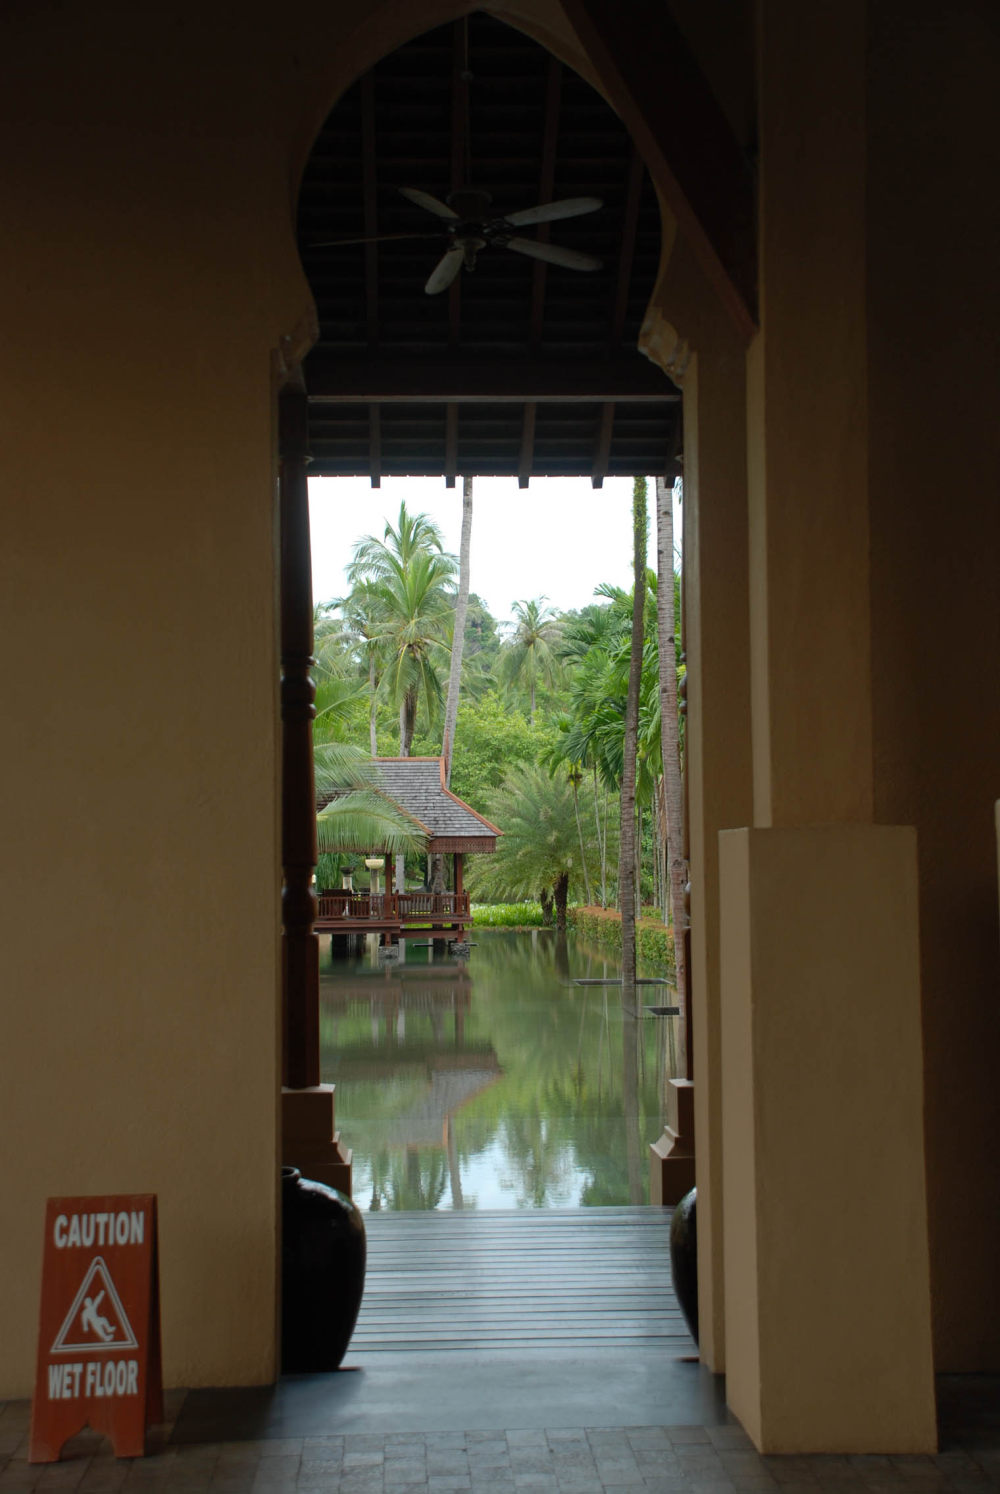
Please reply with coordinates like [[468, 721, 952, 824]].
[[620, 477, 647, 993], [655, 476, 687, 1027], [570, 769, 593, 905], [441, 476, 473, 788]]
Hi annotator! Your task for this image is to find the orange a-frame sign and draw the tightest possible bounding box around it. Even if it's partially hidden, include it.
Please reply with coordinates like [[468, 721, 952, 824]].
[[29, 1194, 163, 1462]]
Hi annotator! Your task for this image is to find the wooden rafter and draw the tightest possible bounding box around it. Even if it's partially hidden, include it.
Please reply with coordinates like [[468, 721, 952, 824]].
[[519, 54, 562, 488], [594, 147, 645, 488], [307, 354, 680, 403], [361, 73, 382, 487]]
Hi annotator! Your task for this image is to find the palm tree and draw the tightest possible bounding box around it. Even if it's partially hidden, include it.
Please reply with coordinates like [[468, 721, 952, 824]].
[[332, 579, 387, 756], [313, 747, 425, 857], [348, 502, 457, 758], [540, 724, 593, 907], [620, 477, 647, 991], [466, 763, 600, 931], [347, 500, 453, 585], [655, 475, 687, 1018], [500, 598, 562, 725], [441, 476, 473, 788], [370, 548, 454, 756]]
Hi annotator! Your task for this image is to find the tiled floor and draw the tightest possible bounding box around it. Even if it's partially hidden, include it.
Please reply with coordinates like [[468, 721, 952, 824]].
[[4, 1383, 1000, 1494]]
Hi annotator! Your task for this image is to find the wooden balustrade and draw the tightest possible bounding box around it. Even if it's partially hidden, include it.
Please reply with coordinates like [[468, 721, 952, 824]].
[[314, 890, 471, 926]]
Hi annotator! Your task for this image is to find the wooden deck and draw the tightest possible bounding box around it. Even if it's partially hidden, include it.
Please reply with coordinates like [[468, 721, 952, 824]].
[[354, 1206, 694, 1355]]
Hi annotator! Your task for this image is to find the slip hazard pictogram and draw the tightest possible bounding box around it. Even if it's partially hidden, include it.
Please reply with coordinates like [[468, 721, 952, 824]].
[[29, 1195, 163, 1464], [51, 1258, 138, 1354]]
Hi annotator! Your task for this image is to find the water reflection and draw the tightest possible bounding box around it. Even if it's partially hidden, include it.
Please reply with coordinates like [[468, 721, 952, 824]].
[[319, 930, 677, 1211]]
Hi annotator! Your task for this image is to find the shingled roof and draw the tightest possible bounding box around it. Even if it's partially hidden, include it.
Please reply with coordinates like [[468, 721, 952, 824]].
[[316, 757, 501, 853], [372, 758, 501, 853]]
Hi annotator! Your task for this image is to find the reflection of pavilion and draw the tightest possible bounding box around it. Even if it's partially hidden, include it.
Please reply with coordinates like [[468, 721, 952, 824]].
[[323, 969, 500, 1152]]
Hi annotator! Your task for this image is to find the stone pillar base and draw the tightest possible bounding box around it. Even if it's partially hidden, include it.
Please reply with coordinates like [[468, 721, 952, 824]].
[[719, 826, 936, 1453], [282, 1085, 353, 1197], [650, 1078, 696, 1205]]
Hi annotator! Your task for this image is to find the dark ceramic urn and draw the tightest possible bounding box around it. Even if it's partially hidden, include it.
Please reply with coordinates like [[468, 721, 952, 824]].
[[669, 1186, 698, 1345], [281, 1167, 366, 1373]]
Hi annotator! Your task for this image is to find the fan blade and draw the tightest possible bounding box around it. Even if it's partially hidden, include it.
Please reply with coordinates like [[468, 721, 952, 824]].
[[504, 196, 603, 227], [309, 231, 447, 248], [506, 237, 602, 272], [400, 187, 459, 220], [425, 247, 464, 294]]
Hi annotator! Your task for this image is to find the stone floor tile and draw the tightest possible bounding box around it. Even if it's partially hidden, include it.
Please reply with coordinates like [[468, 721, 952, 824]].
[[505, 1441, 546, 1453], [759, 1464, 818, 1487], [470, 1475, 515, 1489], [426, 1479, 472, 1493], [709, 1438, 756, 1456], [512, 1479, 559, 1491], [547, 1440, 588, 1450], [628, 1437, 673, 1452], [0, 1470, 41, 1492], [719, 1459, 768, 1480], [730, 1478, 778, 1491], [334, 1476, 385, 1494], [667, 1435, 713, 1450]]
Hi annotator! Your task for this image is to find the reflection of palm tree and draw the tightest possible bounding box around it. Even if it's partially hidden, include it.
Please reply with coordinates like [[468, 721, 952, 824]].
[[501, 599, 562, 725]]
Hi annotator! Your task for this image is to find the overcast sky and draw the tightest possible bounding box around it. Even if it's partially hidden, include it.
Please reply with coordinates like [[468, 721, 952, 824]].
[[309, 474, 681, 626]]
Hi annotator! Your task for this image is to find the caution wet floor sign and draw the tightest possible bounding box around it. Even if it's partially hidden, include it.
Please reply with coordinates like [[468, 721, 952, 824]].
[[30, 1196, 163, 1462]]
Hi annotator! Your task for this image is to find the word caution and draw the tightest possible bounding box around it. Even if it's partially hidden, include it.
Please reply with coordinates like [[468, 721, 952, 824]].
[[30, 1194, 163, 1464]]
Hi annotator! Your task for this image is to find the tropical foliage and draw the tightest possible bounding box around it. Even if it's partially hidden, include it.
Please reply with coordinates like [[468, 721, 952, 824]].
[[313, 482, 684, 919]]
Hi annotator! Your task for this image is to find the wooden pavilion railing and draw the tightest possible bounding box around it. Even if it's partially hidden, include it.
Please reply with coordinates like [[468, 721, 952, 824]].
[[317, 891, 471, 922]]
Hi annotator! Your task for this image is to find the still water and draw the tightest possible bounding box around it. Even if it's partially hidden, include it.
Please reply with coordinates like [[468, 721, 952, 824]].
[[319, 930, 679, 1211]]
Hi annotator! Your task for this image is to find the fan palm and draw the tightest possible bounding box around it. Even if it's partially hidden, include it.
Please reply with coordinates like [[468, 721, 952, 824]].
[[466, 763, 602, 931]]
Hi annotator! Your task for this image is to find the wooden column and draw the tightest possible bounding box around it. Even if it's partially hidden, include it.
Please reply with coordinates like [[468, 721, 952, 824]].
[[279, 388, 352, 1194], [279, 389, 319, 1090]]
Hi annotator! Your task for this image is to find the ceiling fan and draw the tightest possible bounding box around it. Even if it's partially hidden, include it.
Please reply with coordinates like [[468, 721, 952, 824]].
[[310, 185, 604, 294]]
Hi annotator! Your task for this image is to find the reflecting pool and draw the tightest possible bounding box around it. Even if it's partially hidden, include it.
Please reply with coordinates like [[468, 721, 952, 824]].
[[319, 929, 679, 1211]]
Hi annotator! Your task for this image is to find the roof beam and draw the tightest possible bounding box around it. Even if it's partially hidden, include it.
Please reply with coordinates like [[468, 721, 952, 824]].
[[306, 355, 680, 404], [594, 147, 645, 488], [519, 53, 563, 488], [559, 0, 757, 337]]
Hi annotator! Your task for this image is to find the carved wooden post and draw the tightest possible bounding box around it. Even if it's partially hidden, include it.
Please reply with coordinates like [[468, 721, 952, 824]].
[[278, 387, 352, 1194], [279, 389, 319, 1091]]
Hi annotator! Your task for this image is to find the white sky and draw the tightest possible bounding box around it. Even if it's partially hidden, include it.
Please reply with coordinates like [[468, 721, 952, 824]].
[[309, 474, 681, 625]]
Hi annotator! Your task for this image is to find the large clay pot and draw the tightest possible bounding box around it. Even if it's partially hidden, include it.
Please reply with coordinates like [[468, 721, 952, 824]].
[[281, 1167, 366, 1372], [669, 1186, 698, 1345]]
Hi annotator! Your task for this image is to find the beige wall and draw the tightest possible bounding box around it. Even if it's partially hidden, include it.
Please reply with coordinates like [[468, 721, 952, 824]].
[[0, 0, 635, 1400]]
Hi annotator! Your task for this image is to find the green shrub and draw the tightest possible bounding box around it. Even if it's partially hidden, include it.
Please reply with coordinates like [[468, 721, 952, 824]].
[[471, 901, 548, 928], [566, 905, 675, 971]]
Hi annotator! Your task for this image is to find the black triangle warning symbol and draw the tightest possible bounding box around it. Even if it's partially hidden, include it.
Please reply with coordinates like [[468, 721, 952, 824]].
[[51, 1256, 138, 1354]]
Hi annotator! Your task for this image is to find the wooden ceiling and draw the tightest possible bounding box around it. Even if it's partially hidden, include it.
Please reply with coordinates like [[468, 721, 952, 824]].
[[297, 12, 681, 485]]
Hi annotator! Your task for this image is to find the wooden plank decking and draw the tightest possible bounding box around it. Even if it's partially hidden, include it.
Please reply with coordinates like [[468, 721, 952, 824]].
[[354, 1206, 694, 1355]]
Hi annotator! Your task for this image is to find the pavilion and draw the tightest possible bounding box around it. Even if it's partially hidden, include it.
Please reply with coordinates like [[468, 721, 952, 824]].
[[314, 757, 501, 941]]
